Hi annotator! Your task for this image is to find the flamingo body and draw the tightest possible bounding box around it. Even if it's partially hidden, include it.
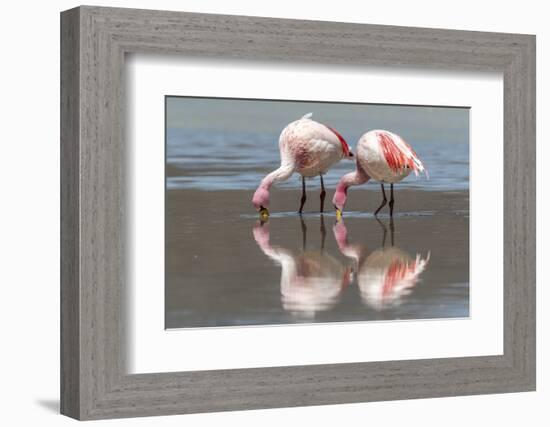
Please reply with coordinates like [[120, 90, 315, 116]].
[[357, 247, 429, 310], [280, 252, 348, 317], [333, 220, 430, 310], [253, 113, 352, 214], [357, 130, 424, 183], [253, 223, 350, 318], [280, 117, 350, 177]]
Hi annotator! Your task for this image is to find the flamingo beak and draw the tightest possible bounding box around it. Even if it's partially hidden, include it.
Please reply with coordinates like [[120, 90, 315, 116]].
[[335, 207, 342, 221], [259, 206, 269, 221]]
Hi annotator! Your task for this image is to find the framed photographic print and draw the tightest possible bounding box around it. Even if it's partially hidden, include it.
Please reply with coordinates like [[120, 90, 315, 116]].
[[61, 5, 536, 420]]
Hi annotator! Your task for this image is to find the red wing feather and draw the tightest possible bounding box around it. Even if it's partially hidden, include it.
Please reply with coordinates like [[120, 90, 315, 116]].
[[325, 125, 351, 157], [377, 131, 425, 175]]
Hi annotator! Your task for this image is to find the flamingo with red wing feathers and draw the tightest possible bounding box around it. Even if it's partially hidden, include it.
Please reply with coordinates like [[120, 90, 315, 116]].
[[332, 130, 427, 218], [252, 113, 353, 219]]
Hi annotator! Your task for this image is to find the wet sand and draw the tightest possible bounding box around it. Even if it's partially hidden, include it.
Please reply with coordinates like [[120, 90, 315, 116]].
[[165, 187, 469, 329]]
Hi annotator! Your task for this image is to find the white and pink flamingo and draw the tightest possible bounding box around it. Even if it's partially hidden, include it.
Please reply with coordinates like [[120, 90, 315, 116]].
[[333, 220, 430, 311], [252, 113, 353, 219], [253, 221, 352, 318], [332, 130, 427, 218]]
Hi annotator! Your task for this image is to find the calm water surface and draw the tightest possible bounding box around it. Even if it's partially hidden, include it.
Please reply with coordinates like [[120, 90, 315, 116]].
[[165, 193, 469, 329]]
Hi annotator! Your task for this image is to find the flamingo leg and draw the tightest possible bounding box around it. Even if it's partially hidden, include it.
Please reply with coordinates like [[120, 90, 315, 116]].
[[376, 217, 388, 247], [320, 214, 326, 253], [299, 176, 307, 213], [390, 217, 395, 246], [376, 216, 395, 246], [319, 174, 326, 213], [374, 183, 387, 217], [389, 183, 395, 218], [300, 215, 307, 250]]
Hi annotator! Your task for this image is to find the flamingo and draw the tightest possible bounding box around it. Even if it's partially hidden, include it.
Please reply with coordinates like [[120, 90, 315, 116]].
[[252, 219, 352, 318], [333, 220, 430, 311], [332, 130, 427, 218], [252, 113, 353, 219]]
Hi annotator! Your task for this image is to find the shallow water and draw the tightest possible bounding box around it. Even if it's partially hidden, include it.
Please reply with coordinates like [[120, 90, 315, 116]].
[[240, 210, 436, 219], [165, 189, 469, 329]]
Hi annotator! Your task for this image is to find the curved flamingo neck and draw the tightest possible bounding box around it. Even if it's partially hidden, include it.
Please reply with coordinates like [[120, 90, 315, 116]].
[[333, 221, 368, 265], [336, 167, 370, 193], [333, 221, 350, 252], [260, 163, 294, 189], [333, 166, 370, 211]]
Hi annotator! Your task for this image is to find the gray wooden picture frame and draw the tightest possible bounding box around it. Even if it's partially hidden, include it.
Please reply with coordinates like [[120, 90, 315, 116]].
[[60, 5, 536, 420]]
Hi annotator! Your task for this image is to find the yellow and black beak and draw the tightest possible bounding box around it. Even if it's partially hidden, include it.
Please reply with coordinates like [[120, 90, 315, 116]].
[[335, 206, 343, 221], [259, 206, 269, 221]]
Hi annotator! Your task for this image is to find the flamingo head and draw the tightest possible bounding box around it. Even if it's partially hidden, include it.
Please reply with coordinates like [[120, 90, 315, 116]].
[[332, 185, 348, 220], [252, 186, 270, 219]]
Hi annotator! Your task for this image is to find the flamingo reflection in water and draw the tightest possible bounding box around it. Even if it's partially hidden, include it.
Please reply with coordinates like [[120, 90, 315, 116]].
[[334, 219, 430, 311], [253, 217, 352, 318]]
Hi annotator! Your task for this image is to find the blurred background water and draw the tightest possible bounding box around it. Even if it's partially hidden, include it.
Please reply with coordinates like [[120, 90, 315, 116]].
[[166, 97, 469, 192]]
